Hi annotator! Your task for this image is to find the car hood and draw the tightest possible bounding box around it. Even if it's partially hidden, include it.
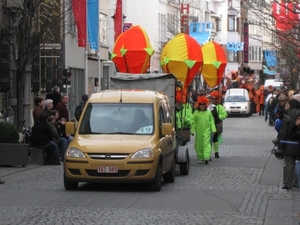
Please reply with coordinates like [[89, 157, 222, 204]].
[[70, 135, 156, 153], [224, 102, 248, 106]]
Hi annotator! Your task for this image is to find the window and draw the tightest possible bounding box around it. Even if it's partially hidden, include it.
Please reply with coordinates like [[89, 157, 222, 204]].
[[216, 18, 222, 31], [249, 46, 262, 62], [100, 14, 107, 45], [228, 50, 236, 62], [228, 15, 236, 31]]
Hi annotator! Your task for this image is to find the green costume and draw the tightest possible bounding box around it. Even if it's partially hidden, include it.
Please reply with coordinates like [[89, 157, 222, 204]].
[[191, 109, 216, 161], [212, 104, 228, 154], [176, 103, 194, 129]]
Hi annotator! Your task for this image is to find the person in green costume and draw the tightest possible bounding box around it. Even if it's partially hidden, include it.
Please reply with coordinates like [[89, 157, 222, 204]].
[[175, 89, 194, 145], [191, 95, 216, 164], [208, 90, 228, 158]]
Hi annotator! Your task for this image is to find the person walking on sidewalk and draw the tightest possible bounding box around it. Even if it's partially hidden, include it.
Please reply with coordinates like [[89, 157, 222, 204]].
[[191, 95, 216, 165]]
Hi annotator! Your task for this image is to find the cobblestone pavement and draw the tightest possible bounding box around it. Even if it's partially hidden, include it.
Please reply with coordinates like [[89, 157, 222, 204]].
[[0, 114, 300, 225]]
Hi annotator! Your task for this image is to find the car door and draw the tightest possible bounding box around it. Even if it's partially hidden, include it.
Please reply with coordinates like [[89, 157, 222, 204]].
[[158, 101, 174, 173]]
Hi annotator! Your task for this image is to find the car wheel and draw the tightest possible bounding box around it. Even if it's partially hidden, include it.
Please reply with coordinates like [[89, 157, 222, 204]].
[[179, 151, 190, 175], [64, 172, 78, 190], [163, 156, 176, 183], [150, 161, 162, 191]]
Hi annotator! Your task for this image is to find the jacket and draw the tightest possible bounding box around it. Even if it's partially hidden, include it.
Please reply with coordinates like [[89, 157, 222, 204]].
[[288, 124, 300, 160], [55, 101, 69, 121], [279, 107, 300, 156], [30, 121, 53, 147]]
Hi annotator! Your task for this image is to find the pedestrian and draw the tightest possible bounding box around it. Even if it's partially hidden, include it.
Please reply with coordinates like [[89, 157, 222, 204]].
[[288, 112, 300, 189], [55, 94, 70, 121], [43, 99, 54, 118], [266, 90, 277, 125], [75, 94, 89, 121], [272, 108, 284, 144], [208, 90, 228, 158], [30, 112, 61, 165], [278, 98, 300, 189], [46, 86, 61, 109], [191, 95, 216, 165], [32, 97, 44, 125]]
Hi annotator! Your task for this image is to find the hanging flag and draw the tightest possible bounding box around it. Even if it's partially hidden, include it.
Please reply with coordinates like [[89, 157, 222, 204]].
[[72, 0, 86, 47], [87, 0, 99, 51]]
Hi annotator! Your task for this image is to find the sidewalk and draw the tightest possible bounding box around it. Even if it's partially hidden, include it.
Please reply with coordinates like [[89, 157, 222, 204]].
[[262, 154, 300, 225]]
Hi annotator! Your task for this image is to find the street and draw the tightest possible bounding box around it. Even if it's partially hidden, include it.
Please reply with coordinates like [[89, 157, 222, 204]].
[[0, 114, 300, 225]]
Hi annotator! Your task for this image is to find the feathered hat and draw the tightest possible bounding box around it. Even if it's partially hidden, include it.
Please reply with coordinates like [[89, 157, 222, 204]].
[[195, 95, 209, 108], [175, 89, 187, 103], [210, 90, 221, 99]]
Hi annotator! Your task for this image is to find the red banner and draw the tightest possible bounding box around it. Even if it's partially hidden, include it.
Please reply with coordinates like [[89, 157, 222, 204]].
[[243, 22, 249, 64], [72, 0, 86, 47]]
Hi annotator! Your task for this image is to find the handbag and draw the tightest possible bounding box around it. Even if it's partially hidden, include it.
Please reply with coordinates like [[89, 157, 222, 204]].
[[216, 123, 223, 133]]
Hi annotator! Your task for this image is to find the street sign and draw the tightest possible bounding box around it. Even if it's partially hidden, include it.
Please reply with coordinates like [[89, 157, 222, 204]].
[[123, 23, 132, 32]]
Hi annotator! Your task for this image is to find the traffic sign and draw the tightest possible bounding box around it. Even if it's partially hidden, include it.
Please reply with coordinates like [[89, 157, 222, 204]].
[[123, 23, 132, 32]]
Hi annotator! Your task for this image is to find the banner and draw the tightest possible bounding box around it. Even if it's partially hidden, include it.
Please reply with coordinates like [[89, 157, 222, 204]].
[[88, 0, 99, 51], [243, 22, 249, 64], [72, 0, 86, 47]]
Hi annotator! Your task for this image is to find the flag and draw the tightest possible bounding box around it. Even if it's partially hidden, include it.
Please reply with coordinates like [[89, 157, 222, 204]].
[[87, 0, 99, 51], [72, 0, 86, 47]]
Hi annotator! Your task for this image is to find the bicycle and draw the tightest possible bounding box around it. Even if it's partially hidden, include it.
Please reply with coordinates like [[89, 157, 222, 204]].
[[18, 119, 31, 144], [0, 106, 13, 123]]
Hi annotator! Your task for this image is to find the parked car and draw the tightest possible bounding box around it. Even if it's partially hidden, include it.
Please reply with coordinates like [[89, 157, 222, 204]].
[[223, 88, 251, 117]]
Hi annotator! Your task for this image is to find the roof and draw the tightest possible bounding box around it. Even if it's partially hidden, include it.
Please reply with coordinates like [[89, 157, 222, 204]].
[[88, 89, 166, 104]]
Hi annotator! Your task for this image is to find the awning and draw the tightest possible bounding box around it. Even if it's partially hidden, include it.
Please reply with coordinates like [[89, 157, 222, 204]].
[[264, 50, 277, 67], [263, 65, 276, 75], [189, 22, 211, 45]]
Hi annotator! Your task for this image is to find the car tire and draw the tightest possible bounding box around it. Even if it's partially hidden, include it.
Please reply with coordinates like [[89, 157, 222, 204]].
[[163, 156, 176, 183], [64, 172, 78, 190], [150, 161, 162, 191], [179, 151, 190, 175]]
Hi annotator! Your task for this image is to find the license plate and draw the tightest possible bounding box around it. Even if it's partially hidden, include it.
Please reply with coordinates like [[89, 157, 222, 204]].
[[97, 166, 118, 173], [231, 110, 239, 113]]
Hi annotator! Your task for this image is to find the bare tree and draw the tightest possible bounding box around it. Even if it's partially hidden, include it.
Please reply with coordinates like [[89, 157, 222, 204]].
[[245, 0, 300, 89], [1, 0, 73, 124]]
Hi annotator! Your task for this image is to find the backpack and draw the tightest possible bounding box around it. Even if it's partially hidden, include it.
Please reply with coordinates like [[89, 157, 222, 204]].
[[75, 102, 84, 121]]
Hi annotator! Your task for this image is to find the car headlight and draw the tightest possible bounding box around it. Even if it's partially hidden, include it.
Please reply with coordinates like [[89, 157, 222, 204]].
[[131, 148, 154, 158], [66, 148, 86, 158]]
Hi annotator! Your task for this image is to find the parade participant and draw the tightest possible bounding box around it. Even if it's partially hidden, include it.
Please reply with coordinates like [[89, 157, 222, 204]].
[[191, 95, 216, 164], [256, 85, 265, 115], [175, 88, 194, 145], [175, 89, 193, 128], [208, 90, 228, 158]]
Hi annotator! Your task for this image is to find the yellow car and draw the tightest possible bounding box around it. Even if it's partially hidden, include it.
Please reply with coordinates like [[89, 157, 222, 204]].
[[64, 90, 176, 191]]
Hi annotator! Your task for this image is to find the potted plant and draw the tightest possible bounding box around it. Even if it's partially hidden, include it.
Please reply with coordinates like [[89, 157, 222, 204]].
[[0, 122, 29, 167]]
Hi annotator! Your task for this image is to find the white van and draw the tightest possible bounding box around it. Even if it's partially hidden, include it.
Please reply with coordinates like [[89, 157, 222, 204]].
[[223, 88, 251, 117], [264, 79, 283, 89]]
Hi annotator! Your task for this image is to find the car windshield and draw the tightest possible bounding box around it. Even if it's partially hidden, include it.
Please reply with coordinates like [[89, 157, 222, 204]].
[[78, 103, 154, 135], [226, 96, 247, 102]]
